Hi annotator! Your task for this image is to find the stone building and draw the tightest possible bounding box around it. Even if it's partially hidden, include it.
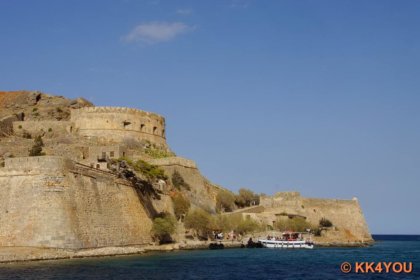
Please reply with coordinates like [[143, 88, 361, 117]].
[[70, 107, 167, 147]]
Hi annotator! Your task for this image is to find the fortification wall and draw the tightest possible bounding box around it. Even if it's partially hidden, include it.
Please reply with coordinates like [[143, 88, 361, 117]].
[[12, 121, 74, 136], [157, 163, 217, 212], [0, 115, 19, 137], [0, 156, 152, 249], [259, 192, 372, 241], [4, 156, 73, 173], [301, 197, 371, 241], [148, 157, 197, 169], [260, 192, 303, 208], [70, 107, 167, 147]]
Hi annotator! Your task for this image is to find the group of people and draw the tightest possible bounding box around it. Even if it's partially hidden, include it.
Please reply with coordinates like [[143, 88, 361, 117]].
[[213, 231, 224, 240], [212, 231, 241, 241], [266, 234, 303, 241]]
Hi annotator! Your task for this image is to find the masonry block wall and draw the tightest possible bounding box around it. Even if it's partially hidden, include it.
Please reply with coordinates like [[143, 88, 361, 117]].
[[71, 107, 167, 148], [259, 192, 372, 241], [0, 157, 152, 249], [12, 121, 74, 136]]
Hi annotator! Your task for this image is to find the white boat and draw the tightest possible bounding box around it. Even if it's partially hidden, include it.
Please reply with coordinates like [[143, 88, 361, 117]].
[[258, 232, 314, 249]]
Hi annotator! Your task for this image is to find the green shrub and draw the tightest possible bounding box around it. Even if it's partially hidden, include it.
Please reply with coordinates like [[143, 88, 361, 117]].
[[171, 170, 190, 190], [22, 132, 32, 139], [213, 214, 241, 232], [144, 147, 175, 159], [29, 135, 45, 156], [184, 208, 213, 237], [118, 157, 133, 165], [236, 218, 262, 234], [274, 217, 312, 232], [213, 214, 231, 231], [235, 188, 259, 208], [172, 193, 191, 220], [152, 213, 176, 244], [216, 189, 236, 212], [18, 125, 22, 129], [212, 214, 262, 235], [312, 227, 322, 236], [56, 107, 63, 113], [32, 108, 38, 112], [48, 128, 52, 132], [319, 218, 333, 228], [128, 159, 167, 180]]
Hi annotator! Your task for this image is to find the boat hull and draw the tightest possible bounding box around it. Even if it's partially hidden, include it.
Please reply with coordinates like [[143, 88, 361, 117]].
[[258, 239, 314, 249]]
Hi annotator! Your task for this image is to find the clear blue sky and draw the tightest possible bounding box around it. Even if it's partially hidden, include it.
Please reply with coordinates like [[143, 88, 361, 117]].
[[1, 0, 419, 234]]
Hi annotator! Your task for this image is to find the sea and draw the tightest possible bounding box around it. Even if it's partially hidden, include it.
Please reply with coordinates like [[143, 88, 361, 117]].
[[0, 235, 419, 280]]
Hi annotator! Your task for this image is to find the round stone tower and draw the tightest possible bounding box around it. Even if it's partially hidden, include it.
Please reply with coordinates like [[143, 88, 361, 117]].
[[70, 107, 167, 147]]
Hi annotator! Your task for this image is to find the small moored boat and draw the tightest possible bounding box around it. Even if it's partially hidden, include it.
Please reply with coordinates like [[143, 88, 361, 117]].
[[258, 231, 314, 249]]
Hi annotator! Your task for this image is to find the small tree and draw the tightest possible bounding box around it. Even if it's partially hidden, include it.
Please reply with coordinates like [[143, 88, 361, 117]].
[[275, 217, 312, 232], [216, 189, 236, 213], [29, 136, 45, 156], [151, 213, 176, 244], [184, 208, 213, 238], [214, 214, 234, 232], [235, 188, 259, 208], [171, 170, 190, 190], [172, 192, 191, 220], [319, 218, 333, 228], [236, 218, 262, 235], [132, 160, 167, 180]]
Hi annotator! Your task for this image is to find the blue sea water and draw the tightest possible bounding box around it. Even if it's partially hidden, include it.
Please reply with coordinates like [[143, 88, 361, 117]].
[[0, 235, 419, 280]]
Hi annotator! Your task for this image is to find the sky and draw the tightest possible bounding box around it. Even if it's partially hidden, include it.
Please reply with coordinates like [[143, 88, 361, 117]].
[[1, 0, 419, 234]]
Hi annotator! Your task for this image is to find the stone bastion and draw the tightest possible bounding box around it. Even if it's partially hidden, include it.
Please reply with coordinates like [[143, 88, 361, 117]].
[[0, 156, 153, 249], [70, 106, 167, 147]]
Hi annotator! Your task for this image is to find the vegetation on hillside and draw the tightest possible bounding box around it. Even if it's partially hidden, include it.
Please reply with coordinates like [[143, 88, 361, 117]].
[[151, 213, 176, 244], [171, 170, 190, 190], [29, 135, 45, 156], [234, 188, 260, 208], [216, 189, 236, 213], [184, 210, 264, 239], [184, 208, 213, 238], [144, 146, 175, 159], [172, 192, 191, 220], [319, 217, 333, 228], [274, 217, 312, 232], [22, 132, 32, 139], [213, 214, 263, 235], [119, 158, 167, 181]]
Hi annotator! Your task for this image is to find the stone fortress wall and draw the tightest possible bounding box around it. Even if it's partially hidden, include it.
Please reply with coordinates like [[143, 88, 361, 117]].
[[0, 156, 153, 249], [70, 107, 167, 147], [148, 157, 197, 169], [0, 94, 373, 251], [0, 115, 19, 137], [3, 156, 73, 172], [255, 192, 372, 241], [7, 106, 168, 148], [12, 121, 74, 136]]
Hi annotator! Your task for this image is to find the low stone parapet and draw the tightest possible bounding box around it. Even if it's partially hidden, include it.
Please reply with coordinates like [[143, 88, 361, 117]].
[[148, 157, 197, 169]]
